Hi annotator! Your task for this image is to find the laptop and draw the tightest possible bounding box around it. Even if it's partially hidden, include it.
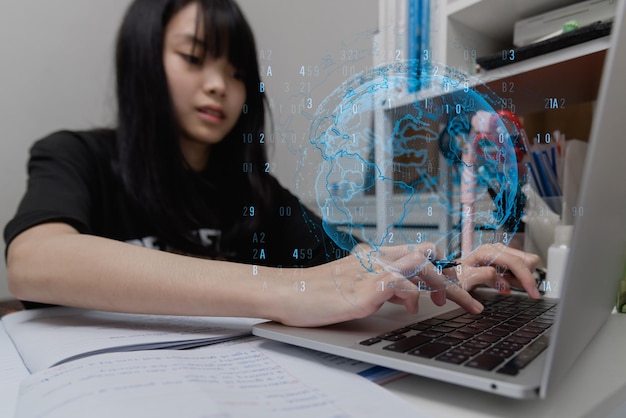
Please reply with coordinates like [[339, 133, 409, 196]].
[[254, 0, 626, 400]]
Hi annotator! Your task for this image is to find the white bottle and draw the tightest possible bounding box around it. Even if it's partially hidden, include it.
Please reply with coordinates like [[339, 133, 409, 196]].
[[545, 225, 573, 298]]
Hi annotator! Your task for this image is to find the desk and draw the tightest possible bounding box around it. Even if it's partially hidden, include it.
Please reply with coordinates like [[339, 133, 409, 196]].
[[2, 300, 625, 417]]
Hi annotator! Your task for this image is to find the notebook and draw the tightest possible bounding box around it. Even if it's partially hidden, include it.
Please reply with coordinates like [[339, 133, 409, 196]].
[[253, 0, 626, 400]]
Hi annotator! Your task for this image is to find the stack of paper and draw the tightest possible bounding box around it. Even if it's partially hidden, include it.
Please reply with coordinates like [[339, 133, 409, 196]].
[[1, 308, 419, 418]]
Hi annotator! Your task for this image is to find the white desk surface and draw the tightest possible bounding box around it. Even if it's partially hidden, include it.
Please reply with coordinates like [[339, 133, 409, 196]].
[[383, 313, 626, 418], [3, 308, 626, 417]]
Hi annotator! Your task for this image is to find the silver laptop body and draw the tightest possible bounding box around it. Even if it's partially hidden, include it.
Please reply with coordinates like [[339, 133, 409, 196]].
[[254, 0, 626, 399]]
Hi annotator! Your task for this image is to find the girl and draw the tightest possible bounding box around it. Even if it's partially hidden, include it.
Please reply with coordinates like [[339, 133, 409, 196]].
[[4, 0, 540, 327]]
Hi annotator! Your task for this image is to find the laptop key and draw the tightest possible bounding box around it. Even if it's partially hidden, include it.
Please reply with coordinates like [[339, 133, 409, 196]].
[[507, 335, 549, 369], [382, 334, 407, 341], [496, 324, 519, 333], [497, 335, 549, 375], [484, 328, 509, 338], [476, 334, 500, 343], [451, 345, 481, 357], [436, 351, 470, 365], [506, 336, 532, 345], [431, 326, 458, 334], [450, 317, 475, 324], [410, 342, 450, 358], [359, 337, 381, 346], [458, 326, 482, 335], [383, 334, 432, 353], [436, 336, 464, 346], [513, 331, 536, 339], [506, 320, 527, 328], [447, 331, 472, 341], [462, 339, 491, 350], [497, 365, 520, 376], [432, 308, 466, 321], [442, 321, 467, 329], [420, 330, 444, 339], [495, 341, 524, 351], [460, 313, 484, 320], [419, 318, 445, 326], [391, 327, 412, 334], [520, 326, 543, 335], [484, 347, 515, 359], [466, 353, 505, 371], [529, 320, 552, 329]]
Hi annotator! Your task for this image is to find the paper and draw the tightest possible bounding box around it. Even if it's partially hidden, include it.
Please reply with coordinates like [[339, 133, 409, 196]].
[[2, 307, 266, 373], [15, 338, 423, 418], [0, 322, 29, 418]]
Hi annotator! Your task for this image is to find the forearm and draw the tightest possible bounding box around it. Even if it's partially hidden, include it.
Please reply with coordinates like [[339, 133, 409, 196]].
[[6, 224, 287, 319], [8, 224, 495, 327]]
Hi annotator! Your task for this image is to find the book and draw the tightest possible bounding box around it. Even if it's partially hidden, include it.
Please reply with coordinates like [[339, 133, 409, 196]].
[[0, 322, 29, 418], [1, 307, 266, 373], [407, 0, 420, 92], [2, 306, 405, 379], [418, 0, 430, 88], [13, 337, 418, 418], [2, 308, 409, 417]]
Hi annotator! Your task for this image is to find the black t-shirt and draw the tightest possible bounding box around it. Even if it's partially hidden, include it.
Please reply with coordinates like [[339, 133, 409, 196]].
[[4, 130, 354, 306]]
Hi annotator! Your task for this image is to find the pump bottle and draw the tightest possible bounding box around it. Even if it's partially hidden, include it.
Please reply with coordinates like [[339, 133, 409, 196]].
[[545, 225, 573, 298]]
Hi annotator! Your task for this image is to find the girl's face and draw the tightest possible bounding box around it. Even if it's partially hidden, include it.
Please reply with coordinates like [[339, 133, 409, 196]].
[[163, 2, 247, 170]]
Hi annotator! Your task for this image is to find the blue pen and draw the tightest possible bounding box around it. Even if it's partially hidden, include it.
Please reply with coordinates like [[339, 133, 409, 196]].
[[540, 152, 562, 214], [532, 150, 554, 196], [543, 149, 557, 177], [525, 162, 543, 196]]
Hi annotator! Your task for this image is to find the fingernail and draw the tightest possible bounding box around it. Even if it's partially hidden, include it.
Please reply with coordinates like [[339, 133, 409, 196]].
[[473, 299, 484, 313]]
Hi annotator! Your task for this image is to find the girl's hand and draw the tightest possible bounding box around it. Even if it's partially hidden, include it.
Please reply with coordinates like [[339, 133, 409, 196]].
[[276, 243, 541, 327], [277, 243, 481, 327], [454, 243, 542, 298]]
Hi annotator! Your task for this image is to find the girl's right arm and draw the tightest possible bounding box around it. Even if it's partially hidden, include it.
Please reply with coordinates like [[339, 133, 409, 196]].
[[8, 222, 537, 327], [7, 222, 287, 319], [5, 222, 436, 326]]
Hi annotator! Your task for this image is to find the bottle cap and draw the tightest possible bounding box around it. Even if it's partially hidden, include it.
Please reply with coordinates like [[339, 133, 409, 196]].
[[563, 20, 580, 33], [554, 224, 574, 245]]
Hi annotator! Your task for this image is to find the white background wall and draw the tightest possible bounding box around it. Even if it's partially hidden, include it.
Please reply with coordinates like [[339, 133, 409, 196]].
[[238, 0, 378, 204], [0, 0, 377, 300], [0, 0, 132, 300]]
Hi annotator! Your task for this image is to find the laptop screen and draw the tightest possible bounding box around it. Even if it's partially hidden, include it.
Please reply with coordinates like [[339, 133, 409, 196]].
[[541, 0, 626, 398]]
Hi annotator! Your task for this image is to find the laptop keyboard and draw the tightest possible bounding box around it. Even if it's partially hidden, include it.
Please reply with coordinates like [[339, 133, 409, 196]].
[[359, 293, 556, 376]]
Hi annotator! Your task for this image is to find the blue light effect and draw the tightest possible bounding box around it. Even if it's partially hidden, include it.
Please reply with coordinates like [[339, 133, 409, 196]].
[[302, 60, 522, 264]]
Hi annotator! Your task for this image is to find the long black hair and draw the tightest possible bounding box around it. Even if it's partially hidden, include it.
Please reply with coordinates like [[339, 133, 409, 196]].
[[114, 0, 270, 254]]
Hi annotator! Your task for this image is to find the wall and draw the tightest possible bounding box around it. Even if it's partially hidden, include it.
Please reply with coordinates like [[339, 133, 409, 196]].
[[0, 0, 378, 300], [0, 0, 133, 300], [237, 0, 378, 204]]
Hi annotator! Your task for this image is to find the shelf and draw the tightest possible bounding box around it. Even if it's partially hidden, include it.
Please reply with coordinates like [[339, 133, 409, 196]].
[[446, 0, 581, 45], [478, 37, 608, 114], [477, 36, 610, 81], [375, 36, 609, 116], [371, 0, 607, 248], [312, 192, 495, 228]]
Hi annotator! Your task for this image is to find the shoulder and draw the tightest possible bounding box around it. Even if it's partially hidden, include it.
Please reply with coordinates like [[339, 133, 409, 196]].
[[31, 129, 116, 160]]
